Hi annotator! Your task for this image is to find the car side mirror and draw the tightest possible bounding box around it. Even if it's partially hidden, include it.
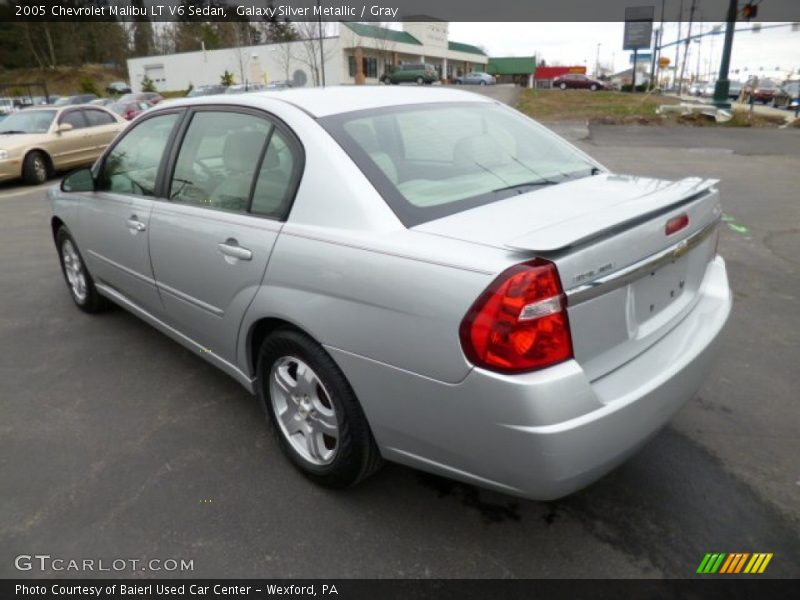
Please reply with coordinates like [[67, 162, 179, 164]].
[[56, 123, 73, 134], [61, 168, 95, 193]]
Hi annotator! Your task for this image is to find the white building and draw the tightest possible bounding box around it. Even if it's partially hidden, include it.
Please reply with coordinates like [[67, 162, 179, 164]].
[[127, 22, 488, 92]]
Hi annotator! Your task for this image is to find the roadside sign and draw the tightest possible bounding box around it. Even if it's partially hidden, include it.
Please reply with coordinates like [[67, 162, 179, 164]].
[[623, 6, 655, 50]]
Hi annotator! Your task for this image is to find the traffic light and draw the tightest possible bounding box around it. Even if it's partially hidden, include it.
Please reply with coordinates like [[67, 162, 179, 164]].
[[742, 3, 758, 20]]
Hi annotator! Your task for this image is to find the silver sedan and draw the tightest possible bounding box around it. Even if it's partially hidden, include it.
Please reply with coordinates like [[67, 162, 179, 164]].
[[455, 72, 496, 86], [49, 87, 731, 500]]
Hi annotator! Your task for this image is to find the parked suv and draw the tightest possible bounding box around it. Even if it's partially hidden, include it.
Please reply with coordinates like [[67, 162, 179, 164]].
[[386, 63, 438, 85]]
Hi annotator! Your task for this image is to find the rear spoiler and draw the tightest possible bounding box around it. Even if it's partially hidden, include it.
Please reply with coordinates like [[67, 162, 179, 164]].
[[504, 177, 719, 253]]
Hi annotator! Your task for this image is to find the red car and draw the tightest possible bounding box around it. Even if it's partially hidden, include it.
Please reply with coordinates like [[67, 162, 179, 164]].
[[553, 73, 611, 91], [117, 92, 164, 105], [108, 100, 152, 121], [744, 79, 778, 104]]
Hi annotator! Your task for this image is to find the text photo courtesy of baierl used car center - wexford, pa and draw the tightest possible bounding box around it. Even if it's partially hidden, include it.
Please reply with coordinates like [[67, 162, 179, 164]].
[[1, 0, 799, 598]]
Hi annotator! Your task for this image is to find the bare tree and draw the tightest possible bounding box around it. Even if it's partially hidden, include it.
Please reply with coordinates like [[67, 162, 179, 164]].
[[293, 21, 336, 87], [366, 22, 396, 79], [275, 41, 295, 83]]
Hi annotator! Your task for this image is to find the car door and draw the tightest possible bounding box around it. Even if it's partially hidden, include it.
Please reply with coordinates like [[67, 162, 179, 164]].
[[83, 108, 125, 160], [49, 109, 94, 169], [78, 111, 183, 316], [148, 108, 302, 365]]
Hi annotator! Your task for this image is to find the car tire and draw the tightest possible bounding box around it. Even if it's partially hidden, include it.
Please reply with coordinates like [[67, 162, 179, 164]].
[[22, 151, 49, 185], [257, 328, 383, 489], [416, 76, 424, 85], [480, 80, 487, 86], [456, 80, 462, 85], [559, 82, 567, 90], [55, 227, 109, 313], [590, 84, 598, 91]]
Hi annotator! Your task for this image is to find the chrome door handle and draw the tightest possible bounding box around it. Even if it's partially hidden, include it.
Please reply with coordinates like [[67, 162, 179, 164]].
[[218, 240, 252, 261], [126, 217, 146, 232]]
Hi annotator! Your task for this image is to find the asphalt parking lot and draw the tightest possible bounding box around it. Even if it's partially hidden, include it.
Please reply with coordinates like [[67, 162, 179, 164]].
[[1, 105, 799, 578]]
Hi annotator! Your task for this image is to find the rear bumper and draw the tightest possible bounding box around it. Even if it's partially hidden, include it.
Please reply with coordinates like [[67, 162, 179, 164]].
[[329, 256, 731, 500]]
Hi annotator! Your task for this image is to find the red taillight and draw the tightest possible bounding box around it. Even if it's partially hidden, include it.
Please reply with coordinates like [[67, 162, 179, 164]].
[[459, 259, 573, 373], [665, 213, 689, 236]]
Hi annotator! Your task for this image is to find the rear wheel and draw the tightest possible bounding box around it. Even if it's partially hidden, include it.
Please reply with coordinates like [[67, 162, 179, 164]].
[[257, 328, 383, 488], [22, 151, 48, 185], [480, 80, 487, 86], [559, 82, 567, 90], [416, 76, 424, 85], [55, 228, 109, 313], [590, 84, 598, 91]]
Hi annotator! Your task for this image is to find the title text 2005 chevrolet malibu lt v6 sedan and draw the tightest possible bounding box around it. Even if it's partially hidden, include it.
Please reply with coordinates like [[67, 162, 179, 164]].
[[49, 87, 731, 500]]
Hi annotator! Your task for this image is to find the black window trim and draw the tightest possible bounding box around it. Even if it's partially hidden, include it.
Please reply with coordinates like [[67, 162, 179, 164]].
[[159, 104, 305, 223]]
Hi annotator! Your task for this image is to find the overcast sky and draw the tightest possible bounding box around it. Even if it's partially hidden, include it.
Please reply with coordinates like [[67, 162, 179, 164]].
[[447, 22, 800, 80]]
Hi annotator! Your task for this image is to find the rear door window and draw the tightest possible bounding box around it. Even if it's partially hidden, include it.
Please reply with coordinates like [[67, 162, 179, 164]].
[[84, 109, 116, 127], [168, 111, 271, 213], [60, 110, 88, 129]]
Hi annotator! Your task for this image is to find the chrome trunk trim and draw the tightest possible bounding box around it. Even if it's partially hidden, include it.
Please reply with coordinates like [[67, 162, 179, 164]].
[[565, 219, 720, 306]]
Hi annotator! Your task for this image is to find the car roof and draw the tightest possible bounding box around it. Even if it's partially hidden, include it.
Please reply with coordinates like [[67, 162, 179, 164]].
[[161, 86, 493, 118]]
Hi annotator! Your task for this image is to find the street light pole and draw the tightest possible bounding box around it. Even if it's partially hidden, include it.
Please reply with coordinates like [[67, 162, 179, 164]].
[[595, 43, 602, 77], [712, 0, 738, 109]]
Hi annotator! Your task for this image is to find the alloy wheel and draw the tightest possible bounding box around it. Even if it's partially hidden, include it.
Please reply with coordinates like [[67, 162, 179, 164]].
[[269, 356, 339, 466], [61, 239, 87, 303]]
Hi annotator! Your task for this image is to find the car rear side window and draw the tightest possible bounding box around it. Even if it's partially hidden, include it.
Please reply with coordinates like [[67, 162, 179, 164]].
[[168, 111, 271, 213], [84, 109, 115, 127], [97, 113, 180, 197], [60, 111, 87, 129], [250, 129, 299, 219]]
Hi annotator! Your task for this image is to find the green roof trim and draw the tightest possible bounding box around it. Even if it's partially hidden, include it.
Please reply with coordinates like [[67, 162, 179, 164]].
[[487, 56, 537, 75], [448, 41, 486, 56], [343, 22, 422, 46]]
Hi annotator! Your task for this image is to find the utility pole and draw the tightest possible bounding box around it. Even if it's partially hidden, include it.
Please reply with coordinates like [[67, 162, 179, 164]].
[[650, 0, 665, 89], [595, 43, 602, 77], [674, 0, 684, 90], [712, 0, 739, 108], [678, 0, 697, 96], [317, 1, 326, 87], [695, 21, 704, 82]]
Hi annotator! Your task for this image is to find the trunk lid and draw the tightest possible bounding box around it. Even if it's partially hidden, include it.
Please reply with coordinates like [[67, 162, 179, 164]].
[[414, 174, 722, 382]]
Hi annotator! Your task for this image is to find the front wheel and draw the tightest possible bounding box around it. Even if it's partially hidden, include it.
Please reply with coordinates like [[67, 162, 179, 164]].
[[480, 80, 487, 86], [559, 82, 567, 90], [22, 151, 48, 185], [590, 84, 598, 91], [257, 328, 383, 488], [416, 76, 424, 85], [56, 228, 109, 313]]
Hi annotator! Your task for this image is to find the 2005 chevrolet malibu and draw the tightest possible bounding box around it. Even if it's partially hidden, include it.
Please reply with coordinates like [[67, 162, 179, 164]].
[[49, 87, 731, 499]]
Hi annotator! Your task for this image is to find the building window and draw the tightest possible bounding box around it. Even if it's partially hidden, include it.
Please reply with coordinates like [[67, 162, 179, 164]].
[[348, 56, 357, 78], [362, 57, 378, 79]]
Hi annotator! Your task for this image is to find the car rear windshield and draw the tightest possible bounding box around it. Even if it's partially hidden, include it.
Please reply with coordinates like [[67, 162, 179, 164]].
[[320, 102, 596, 226]]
